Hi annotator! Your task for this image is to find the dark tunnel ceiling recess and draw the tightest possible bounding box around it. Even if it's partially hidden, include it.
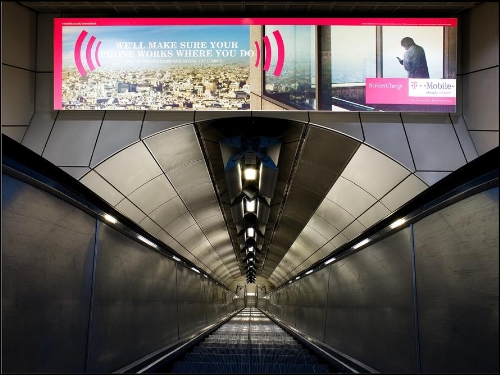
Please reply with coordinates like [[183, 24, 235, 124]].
[[18, 1, 482, 18], [196, 117, 360, 281]]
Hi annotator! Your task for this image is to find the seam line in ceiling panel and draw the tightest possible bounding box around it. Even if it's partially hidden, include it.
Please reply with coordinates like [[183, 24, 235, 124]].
[[193, 121, 243, 276], [399, 112, 417, 171], [260, 121, 310, 274], [142, 137, 234, 284]]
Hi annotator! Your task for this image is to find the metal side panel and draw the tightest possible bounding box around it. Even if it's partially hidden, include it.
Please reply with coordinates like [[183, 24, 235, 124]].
[[282, 283, 297, 327], [87, 223, 178, 373], [202, 280, 218, 325], [1, 174, 96, 373], [324, 228, 416, 373], [414, 187, 499, 373], [295, 267, 329, 342], [176, 264, 207, 338]]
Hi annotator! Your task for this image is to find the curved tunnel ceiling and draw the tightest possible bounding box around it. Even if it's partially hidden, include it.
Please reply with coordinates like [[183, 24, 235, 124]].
[[78, 116, 428, 288]]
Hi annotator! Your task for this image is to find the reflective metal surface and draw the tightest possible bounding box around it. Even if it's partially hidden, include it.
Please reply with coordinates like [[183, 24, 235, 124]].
[[324, 229, 416, 373], [88, 222, 179, 372], [414, 187, 499, 373], [177, 264, 208, 338], [295, 267, 329, 341], [2, 174, 96, 373]]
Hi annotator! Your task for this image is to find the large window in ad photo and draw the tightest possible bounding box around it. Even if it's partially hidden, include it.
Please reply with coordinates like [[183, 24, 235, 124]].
[[382, 26, 444, 79], [330, 26, 377, 111], [263, 26, 316, 110]]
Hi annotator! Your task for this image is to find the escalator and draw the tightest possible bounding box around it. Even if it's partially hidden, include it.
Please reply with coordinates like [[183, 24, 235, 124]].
[[165, 307, 332, 373]]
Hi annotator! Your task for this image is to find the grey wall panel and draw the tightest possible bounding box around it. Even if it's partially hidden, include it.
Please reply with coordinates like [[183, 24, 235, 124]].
[[34, 72, 54, 112], [90, 112, 143, 167], [60, 166, 91, 180], [1, 65, 35, 126], [203, 281, 219, 325], [88, 223, 178, 373], [295, 268, 329, 341], [462, 67, 499, 133], [324, 229, 416, 373], [281, 283, 298, 327], [414, 187, 499, 373], [462, 2, 499, 73], [469, 130, 499, 157], [360, 113, 415, 171], [177, 265, 207, 338], [415, 171, 451, 186], [1, 2, 36, 70], [1, 126, 28, 142], [22, 111, 57, 155], [309, 112, 363, 141], [2, 174, 96, 373], [402, 115, 467, 171], [450, 115, 479, 162], [141, 111, 194, 139], [36, 14, 57, 72], [42, 111, 104, 166]]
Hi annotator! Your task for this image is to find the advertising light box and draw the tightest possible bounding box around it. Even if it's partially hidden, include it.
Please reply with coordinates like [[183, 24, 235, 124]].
[[54, 18, 457, 112]]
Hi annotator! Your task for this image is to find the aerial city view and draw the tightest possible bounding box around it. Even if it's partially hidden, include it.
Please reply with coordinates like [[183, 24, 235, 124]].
[[61, 63, 251, 110]]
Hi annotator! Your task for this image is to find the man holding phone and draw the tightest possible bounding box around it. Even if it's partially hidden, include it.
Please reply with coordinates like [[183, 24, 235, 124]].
[[397, 37, 430, 78]]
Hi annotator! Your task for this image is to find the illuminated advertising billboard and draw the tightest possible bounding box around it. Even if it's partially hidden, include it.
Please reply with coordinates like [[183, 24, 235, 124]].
[[54, 18, 457, 112]]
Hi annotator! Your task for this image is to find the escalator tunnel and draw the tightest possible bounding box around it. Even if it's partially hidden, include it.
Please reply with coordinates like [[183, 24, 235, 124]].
[[2, 132, 498, 374]]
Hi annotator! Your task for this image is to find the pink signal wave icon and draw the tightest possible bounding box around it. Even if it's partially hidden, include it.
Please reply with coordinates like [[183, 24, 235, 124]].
[[254, 30, 285, 77], [74, 30, 102, 76]]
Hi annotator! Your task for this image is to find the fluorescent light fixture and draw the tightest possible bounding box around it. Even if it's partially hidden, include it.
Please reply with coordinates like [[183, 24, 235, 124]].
[[324, 257, 336, 265], [191, 267, 200, 274], [245, 199, 256, 212], [138, 235, 157, 248], [247, 246, 254, 252], [305, 270, 313, 275], [390, 218, 407, 229], [203, 274, 208, 278], [289, 280, 292, 284], [246, 227, 255, 238], [353, 238, 370, 249], [246, 292, 255, 296], [243, 168, 257, 180], [295, 276, 300, 280], [104, 214, 118, 223], [172, 255, 181, 261]]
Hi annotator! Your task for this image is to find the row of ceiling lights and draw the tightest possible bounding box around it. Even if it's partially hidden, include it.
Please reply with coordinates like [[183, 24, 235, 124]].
[[220, 135, 281, 283]]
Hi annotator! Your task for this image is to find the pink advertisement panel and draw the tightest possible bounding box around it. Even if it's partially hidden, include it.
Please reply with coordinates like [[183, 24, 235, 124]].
[[54, 17, 457, 112]]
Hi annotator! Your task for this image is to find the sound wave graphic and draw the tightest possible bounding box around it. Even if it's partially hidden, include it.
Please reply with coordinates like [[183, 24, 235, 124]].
[[74, 30, 102, 76], [254, 30, 285, 77]]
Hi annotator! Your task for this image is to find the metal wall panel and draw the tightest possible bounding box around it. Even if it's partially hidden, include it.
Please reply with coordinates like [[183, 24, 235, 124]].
[[42, 111, 104, 167], [88, 223, 178, 373], [281, 283, 297, 326], [324, 229, 416, 373], [295, 268, 329, 341], [414, 187, 499, 373], [22, 110, 56, 155], [203, 280, 218, 325], [1, 65, 35, 126], [1, 2, 36, 70], [2, 174, 96, 373], [176, 265, 207, 338]]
